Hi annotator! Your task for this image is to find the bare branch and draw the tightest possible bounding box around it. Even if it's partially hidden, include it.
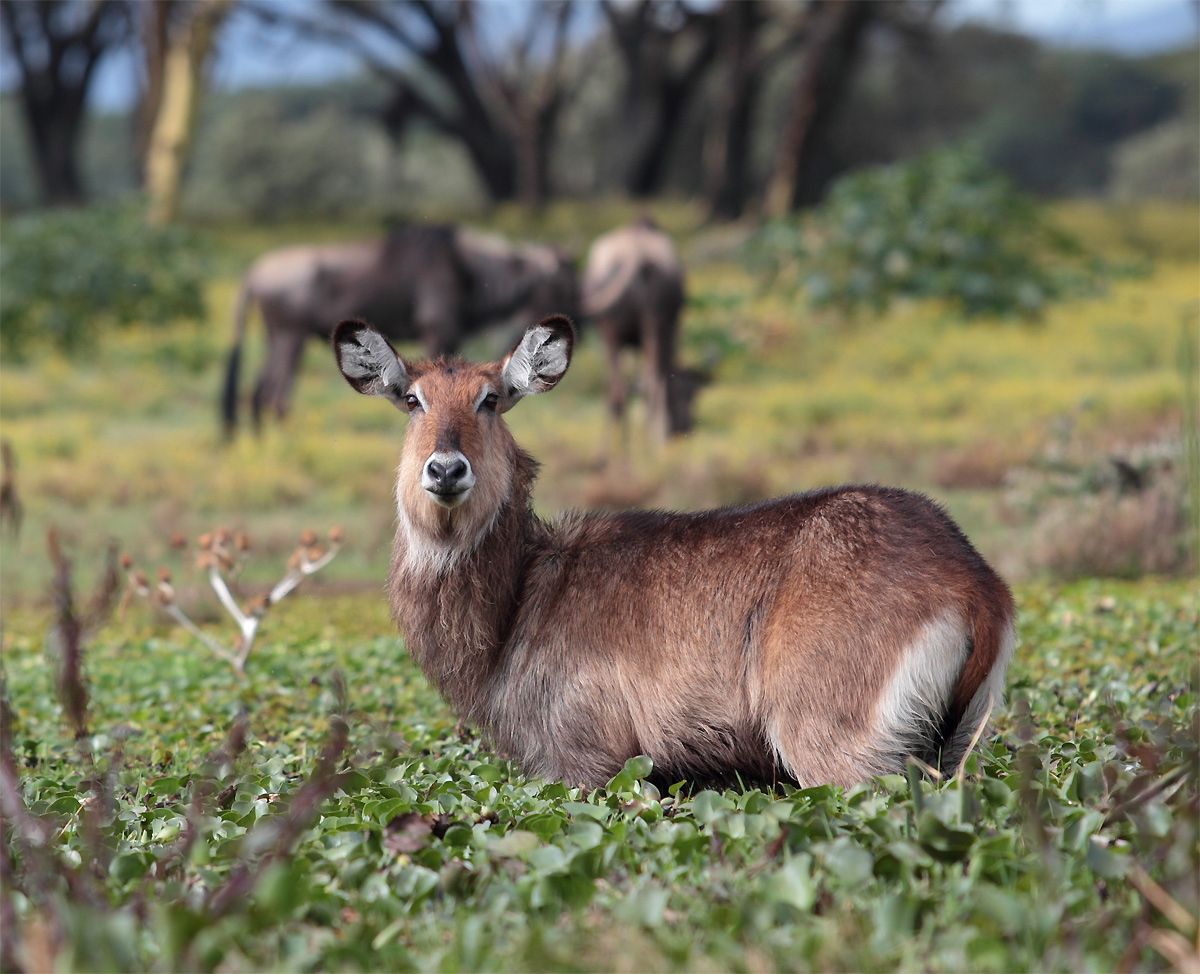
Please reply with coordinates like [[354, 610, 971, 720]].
[[123, 527, 343, 677]]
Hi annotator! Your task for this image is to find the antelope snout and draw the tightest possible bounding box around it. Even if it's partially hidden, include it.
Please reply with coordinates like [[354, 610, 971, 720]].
[[422, 451, 475, 507]]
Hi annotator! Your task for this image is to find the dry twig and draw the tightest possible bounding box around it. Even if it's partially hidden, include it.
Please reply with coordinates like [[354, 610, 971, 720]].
[[123, 526, 343, 676]]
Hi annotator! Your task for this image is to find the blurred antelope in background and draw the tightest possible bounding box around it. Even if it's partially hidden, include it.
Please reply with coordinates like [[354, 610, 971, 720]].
[[582, 218, 704, 443], [333, 315, 1015, 788], [222, 225, 577, 437]]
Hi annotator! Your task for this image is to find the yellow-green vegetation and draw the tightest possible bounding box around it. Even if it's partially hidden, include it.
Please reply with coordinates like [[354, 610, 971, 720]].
[[0, 202, 1194, 599]]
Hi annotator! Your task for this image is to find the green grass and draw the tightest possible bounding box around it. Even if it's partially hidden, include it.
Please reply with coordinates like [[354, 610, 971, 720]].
[[2, 581, 1196, 972], [2, 200, 1197, 971]]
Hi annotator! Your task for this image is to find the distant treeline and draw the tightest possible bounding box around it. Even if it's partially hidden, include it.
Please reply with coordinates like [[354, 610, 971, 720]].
[[1, 18, 1195, 221]]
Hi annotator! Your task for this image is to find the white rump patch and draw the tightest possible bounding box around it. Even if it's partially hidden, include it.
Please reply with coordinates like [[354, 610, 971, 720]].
[[942, 620, 1016, 769], [872, 614, 971, 759]]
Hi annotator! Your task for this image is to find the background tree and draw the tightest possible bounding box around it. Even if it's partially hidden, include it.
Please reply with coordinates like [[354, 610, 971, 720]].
[[143, 0, 232, 225], [600, 0, 718, 198], [0, 0, 132, 206], [702, 0, 805, 220], [762, 0, 951, 215], [763, 0, 877, 216], [253, 0, 578, 205]]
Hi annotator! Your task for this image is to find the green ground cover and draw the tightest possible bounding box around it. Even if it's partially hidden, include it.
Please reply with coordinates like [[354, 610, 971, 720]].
[[1, 581, 1196, 971], [1, 201, 1197, 970]]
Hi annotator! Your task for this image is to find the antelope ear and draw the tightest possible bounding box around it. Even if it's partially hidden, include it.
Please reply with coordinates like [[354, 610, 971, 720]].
[[332, 319, 409, 406], [499, 315, 574, 410]]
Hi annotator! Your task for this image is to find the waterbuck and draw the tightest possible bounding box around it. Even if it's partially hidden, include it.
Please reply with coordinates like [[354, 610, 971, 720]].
[[333, 315, 1015, 788]]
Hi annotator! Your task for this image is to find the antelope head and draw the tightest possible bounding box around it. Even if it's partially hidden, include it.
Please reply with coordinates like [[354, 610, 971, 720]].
[[332, 315, 574, 564]]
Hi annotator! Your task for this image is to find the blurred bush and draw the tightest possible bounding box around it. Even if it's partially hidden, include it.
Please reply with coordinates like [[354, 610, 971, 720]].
[[750, 146, 1097, 318], [181, 86, 481, 223], [1110, 119, 1200, 202], [0, 205, 208, 360], [1004, 438, 1191, 580]]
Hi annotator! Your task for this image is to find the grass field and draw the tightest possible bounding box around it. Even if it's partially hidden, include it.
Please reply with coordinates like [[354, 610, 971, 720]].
[[1, 201, 1197, 971]]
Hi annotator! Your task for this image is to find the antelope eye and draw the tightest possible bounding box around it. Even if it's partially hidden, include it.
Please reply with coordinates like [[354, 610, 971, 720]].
[[480, 392, 500, 412], [404, 394, 421, 413]]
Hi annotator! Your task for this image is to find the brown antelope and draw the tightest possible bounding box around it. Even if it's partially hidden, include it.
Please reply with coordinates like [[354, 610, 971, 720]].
[[333, 315, 1015, 788], [581, 218, 702, 442]]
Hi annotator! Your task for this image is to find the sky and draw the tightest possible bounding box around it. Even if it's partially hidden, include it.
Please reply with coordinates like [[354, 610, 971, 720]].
[[4, 0, 1197, 113]]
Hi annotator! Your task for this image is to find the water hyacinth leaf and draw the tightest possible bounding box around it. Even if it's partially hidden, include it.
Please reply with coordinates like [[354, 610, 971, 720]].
[[916, 808, 975, 863], [563, 801, 611, 823], [623, 885, 670, 929], [971, 886, 1027, 936], [371, 918, 407, 951], [520, 812, 565, 841], [605, 767, 637, 794], [566, 819, 605, 851], [153, 903, 208, 966], [473, 763, 504, 783], [440, 823, 473, 849], [691, 790, 735, 827], [765, 855, 816, 912], [526, 844, 566, 872], [548, 871, 596, 910], [623, 755, 654, 780], [871, 892, 920, 952], [1086, 837, 1132, 879], [487, 829, 540, 859], [392, 865, 439, 905], [253, 861, 305, 917], [149, 775, 182, 796], [820, 838, 874, 886], [109, 853, 149, 885]]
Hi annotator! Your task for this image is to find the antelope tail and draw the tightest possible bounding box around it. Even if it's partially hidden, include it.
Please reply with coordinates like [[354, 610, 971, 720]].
[[942, 579, 1017, 770]]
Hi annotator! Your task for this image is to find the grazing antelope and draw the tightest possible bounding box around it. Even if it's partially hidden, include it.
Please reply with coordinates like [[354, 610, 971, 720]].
[[333, 315, 1015, 788], [582, 218, 702, 442], [222, 226, 577, 437]]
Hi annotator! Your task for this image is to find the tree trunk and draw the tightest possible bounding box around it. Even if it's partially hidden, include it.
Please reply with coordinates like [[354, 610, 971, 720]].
[[134, 0, 170, 186], [764, 0, 875, 217], [144, 0, 230, 226], [705, 0, 763, 221], [604, 0, 718, 199], [513, 99, 559, 206], [21, 87, 89, 206], [1, 0, 131, 207]]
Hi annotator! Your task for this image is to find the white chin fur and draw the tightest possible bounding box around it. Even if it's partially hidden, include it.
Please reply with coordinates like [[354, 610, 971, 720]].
[[427, 487, 472, 509]]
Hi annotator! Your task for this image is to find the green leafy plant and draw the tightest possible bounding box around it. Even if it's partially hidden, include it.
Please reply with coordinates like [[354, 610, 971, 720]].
[[2, 564, 1196, 972], [752, 146, 1098, 317], [0, 205, 208, 360]]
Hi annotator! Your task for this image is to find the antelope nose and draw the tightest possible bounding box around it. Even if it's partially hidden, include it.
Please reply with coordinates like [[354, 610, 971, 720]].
[[422, 452, 474, 505], [427, 457, 467, 488]]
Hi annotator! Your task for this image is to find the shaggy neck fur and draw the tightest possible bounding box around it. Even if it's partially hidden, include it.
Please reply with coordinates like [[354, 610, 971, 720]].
[[387, 449, 544, 719]]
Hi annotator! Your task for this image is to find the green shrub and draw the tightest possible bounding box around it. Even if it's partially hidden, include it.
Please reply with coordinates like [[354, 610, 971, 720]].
[[0, 205, 208, 359], [753, 146, 1097, 318]]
